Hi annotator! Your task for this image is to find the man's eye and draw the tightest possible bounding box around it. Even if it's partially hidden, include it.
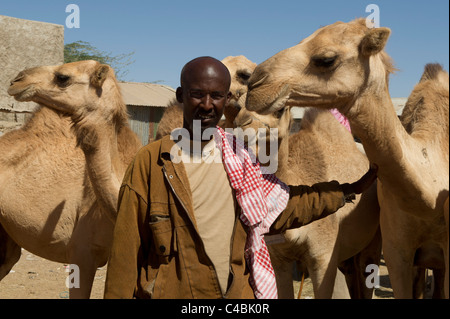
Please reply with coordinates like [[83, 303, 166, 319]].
[[189, 91, 204, 99], [211, 93, 225, 100]]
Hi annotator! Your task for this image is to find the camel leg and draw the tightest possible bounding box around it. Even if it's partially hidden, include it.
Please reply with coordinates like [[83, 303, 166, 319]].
[[66, 222, 109, 299], [310, 269, 336, 299], [340, 227, 382, 299], [444, 196, 449, 299], [67, 247, 99, 299], [414, 268, 445, 299], [431, 268, 446, 299], [412, 267, 427, 298], [383, 245, 415, 299], [309, 255, 340, 299], [0, 224, 21, 281], [272, 259, 295, 299]]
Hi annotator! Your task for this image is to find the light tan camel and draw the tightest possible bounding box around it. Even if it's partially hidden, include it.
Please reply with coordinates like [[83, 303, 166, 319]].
[[444, 196, 449, 299], [155, 55, 256, 139], [245, 18, 449, 298], [234, 106, 381, 298], [2, 60, 142, 298]]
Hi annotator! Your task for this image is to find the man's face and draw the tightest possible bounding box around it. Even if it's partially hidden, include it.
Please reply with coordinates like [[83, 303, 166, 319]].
[[177, 63, 231, 139]]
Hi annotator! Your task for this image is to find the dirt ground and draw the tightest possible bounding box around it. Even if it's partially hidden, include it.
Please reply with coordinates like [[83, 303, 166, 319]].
[[0, 248, 395, 299], [0, 249, 106, 299]]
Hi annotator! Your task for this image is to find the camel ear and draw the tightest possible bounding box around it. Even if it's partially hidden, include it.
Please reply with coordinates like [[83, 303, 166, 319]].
[[360, 27, 391, 56], [91, 64, 110, 88]]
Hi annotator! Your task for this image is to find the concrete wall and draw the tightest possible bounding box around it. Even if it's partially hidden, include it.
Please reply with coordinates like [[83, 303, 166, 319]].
[[0, 15, 64, 134]]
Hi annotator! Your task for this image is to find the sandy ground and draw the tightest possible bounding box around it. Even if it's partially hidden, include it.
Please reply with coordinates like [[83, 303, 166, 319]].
[[0, 249, 106, 299], [293, 258, 394, 299], [0, 248, 395, 299]]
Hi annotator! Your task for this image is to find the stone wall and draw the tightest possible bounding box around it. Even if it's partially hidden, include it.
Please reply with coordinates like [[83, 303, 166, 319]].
[[0, 15, 64, 134]]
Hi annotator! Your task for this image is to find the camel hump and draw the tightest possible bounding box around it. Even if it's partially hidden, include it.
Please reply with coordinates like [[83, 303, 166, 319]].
[[420, 63, 445, 82]]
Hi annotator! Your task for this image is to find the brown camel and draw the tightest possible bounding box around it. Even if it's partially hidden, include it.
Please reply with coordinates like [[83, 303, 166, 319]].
[[3, 60, 142, 298], [234, 106, 381, 298], [155, 55, 256, 139], [245, 18, 449, 298]]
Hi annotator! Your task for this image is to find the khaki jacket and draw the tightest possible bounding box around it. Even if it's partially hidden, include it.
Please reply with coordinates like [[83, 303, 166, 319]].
[[104, 136, 347, 299]]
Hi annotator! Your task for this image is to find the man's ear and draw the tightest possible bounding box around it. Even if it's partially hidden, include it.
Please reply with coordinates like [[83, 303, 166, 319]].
[[360, 27, 391, 56], [226, 91, 232, 103], [176, 87, 183, 103], [91, 64, 110, 88]]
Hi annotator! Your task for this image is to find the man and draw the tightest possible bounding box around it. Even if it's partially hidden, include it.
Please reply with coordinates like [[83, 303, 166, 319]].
[[104, 56, 377, 299]]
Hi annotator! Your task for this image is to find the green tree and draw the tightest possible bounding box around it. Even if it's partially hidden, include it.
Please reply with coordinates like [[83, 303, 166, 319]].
[[64, 40, 135, 81]]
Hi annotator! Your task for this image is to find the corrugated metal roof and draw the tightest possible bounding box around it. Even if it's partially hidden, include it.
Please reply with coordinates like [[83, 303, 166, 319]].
[[118, 82, 175, 107]]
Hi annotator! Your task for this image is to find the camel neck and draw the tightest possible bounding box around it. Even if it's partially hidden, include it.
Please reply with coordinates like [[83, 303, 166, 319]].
[[347, 87, 408, 170], [274, 134, 289, 178], [346, 87, 444, 214]]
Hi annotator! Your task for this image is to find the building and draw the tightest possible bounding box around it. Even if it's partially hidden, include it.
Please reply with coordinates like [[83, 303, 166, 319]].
[[0, 15, 64, 135], [118, 82, 175, 145]]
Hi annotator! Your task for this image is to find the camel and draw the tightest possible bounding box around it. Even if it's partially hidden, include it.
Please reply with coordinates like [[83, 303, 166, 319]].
[[155, 55, 256, 139], [2, 60, 142, 298], [444, 196, 449, 299], [244, 18, 449, 298], [234, 106, 381, 298]]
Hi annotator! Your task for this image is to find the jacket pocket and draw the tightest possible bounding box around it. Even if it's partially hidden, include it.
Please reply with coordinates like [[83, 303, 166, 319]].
[[149, 215, 174, 259]]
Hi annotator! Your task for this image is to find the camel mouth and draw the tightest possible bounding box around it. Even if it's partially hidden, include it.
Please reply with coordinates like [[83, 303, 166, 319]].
[[285, 91, 336, 108], [7, 84, 35, 101], [247, 84, 290, 115], [227, 100, 242, 112]]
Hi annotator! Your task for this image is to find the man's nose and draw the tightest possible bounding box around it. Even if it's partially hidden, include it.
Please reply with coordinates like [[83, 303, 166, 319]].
[[200, 94, 214, 110]]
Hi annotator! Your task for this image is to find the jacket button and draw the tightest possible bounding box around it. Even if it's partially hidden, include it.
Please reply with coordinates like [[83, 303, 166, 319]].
[[159, 245, 166, 253], [169, 175, 173, 179]]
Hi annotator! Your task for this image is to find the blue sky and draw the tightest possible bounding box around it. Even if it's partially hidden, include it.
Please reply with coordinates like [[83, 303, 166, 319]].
[[1, 0, 449, 97]]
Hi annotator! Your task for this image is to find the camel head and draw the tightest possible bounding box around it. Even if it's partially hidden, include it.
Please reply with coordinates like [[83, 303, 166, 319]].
[[8, 60, 127, 124], [234, 104, 291, 170], [221, 55, 257, 122], [245, 18, 394, 115], [235, 105, 292, 141]]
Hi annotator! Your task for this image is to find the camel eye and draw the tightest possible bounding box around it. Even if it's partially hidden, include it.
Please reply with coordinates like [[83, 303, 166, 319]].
[[237, 71, 251, 84], [311, 55, 338, 68], [55, 73, 71, 86], [275, 108, 284, 118]]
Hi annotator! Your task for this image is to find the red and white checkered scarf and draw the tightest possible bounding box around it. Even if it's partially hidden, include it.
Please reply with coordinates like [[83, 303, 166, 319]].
[[330, 108, 351, 132], [214, 126, 290, 299]]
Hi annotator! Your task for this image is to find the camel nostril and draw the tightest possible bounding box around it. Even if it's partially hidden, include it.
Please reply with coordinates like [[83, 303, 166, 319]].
[[10, 73, 25, 85]]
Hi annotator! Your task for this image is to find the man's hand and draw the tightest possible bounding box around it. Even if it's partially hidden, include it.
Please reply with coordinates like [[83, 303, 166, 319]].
[[341, 164, 378, 201], [351, 163, 378, 194], [353, 163, 378, 194]]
